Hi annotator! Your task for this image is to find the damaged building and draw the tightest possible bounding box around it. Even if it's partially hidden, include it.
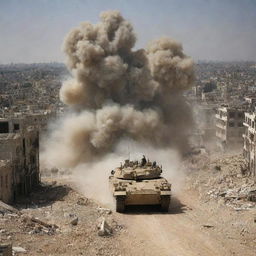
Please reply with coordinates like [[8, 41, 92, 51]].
[[0, 116, 40, 204], [215, 105, 245, 151], [243, 111, 256, 177]]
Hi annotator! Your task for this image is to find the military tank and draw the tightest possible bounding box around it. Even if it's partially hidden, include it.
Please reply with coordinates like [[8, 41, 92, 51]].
[[109, 156, 171, 213]]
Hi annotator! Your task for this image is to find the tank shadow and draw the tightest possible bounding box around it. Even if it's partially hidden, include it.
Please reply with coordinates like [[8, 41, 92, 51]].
[[124, 196, 188, 215]]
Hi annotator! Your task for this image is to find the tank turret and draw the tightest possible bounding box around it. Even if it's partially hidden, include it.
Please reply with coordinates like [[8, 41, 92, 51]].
[[112, 158, 162, 180]]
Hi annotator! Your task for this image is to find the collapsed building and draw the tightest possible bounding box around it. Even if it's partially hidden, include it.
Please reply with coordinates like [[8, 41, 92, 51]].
[[0, 116, 39, 204]]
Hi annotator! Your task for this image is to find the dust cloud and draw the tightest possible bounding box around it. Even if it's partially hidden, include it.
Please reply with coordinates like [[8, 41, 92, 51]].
[[41, 10, 195, 171]]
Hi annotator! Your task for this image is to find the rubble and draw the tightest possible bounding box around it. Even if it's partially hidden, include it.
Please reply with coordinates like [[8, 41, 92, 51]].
[[77, 197, 88, 206], [97, 207, 112, 215], [98, 218, 112, 237], [0, 179, 124, 255], [21, 215, 59, 235], [186, 154, 256, 211], [12, 246, 26, 254]]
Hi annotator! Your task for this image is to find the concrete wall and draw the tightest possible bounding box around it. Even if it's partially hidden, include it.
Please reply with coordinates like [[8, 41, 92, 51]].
[[0, 123, 40, 203], [0, 162, 13, 204]]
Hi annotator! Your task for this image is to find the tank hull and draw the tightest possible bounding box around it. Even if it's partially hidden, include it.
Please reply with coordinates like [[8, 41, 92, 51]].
[[126, 193, 160, 205], [109, 176, 171, 212]]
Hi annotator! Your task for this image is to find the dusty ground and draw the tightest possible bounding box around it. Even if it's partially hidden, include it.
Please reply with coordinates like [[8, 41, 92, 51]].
[[1, 154, 255, 255]]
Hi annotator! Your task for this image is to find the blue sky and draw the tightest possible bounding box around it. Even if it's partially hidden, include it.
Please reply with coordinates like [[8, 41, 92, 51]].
[[0, 0, 255, 63]]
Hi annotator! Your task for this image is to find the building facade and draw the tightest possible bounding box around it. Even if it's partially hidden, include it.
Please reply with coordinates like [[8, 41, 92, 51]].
[[243, 111, 256, 177], [215, 106, 245, 151], [0, 116, 40, 203]]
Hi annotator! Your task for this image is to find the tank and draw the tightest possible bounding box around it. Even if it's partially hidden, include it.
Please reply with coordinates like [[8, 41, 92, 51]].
[[109, 156, 171, 213]]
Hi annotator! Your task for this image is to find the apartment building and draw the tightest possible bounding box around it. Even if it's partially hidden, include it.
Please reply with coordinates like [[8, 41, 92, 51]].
[[215, 105, 245, 151], [243, 111, 256, 177]]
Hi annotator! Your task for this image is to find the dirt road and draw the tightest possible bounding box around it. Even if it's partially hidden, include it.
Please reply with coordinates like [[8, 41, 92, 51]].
[[115, 191, 255, 256], [1, 177, 254, 256]]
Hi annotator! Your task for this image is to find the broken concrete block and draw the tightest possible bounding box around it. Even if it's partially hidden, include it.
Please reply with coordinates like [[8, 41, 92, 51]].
[[98, 218, 112, 236], [12, 246, 27, 253], [97, 207, 112, 215]]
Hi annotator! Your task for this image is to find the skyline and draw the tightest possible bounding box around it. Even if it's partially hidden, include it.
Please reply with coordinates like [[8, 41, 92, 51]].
[[0, 0, 256, 63]]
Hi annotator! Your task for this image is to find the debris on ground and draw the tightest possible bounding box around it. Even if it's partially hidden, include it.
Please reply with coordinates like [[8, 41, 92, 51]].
[[21, 215, 59, 235], [70, 217, 78, 226], [12, 246, 27, 254], [77, 197, 88, 206], [0, 179, 123, 256], [185, 154, 256, 211], [202, 224, 214, 228], [97, 207, 112, 215], [97, 218, 112, 236]]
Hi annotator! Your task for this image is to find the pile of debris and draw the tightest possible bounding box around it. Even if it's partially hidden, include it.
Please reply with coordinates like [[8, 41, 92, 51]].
[[186, 154, 256, 211], [207, 184, 256, 211], [21, 215, 59, 235], [0, 179, 125, 256]]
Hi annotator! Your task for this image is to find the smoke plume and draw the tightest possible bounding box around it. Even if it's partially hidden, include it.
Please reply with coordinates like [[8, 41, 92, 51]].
[[42, 10, 195, 169]]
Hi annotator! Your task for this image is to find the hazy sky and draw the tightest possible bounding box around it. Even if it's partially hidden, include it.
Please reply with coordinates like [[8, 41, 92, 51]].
[[0, 0, 255, 63]]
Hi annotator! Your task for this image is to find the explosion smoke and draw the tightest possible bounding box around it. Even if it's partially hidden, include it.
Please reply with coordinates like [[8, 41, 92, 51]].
[[42, 10, 195, 169]]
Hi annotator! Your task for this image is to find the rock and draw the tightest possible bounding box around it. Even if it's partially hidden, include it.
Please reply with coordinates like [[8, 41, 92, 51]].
[[77, 197, 88, 206], [97, 207, 112, 215], [13, 246, 27, 253], [6, 213, 19, 218], [70, 217, 78, 226], [98, 218, 112, 236]]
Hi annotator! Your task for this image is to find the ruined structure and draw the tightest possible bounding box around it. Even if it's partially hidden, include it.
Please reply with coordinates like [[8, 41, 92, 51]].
[[243, 111, 256, 177], [0, 116, 39, 203], [215, 105, 245, 151]]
